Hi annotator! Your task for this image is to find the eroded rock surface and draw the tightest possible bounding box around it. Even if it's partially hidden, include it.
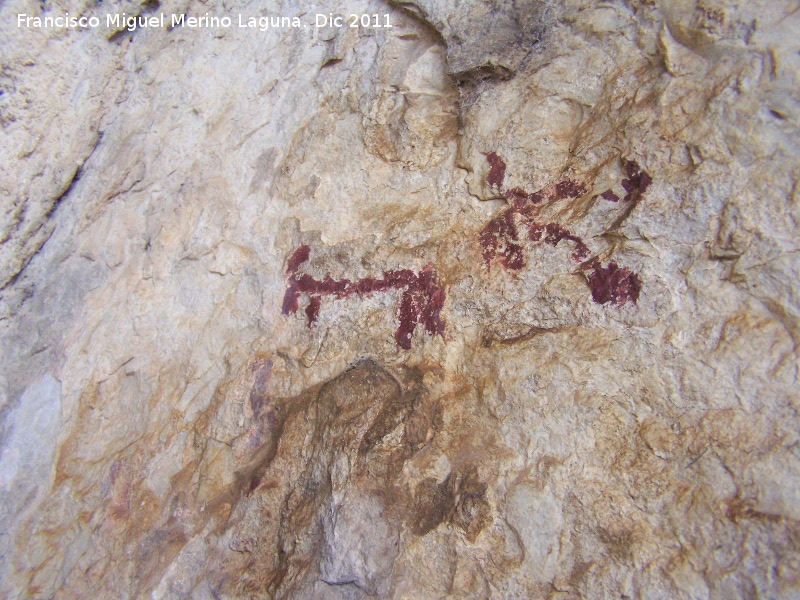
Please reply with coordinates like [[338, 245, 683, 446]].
[[1, 0, 799, 598]]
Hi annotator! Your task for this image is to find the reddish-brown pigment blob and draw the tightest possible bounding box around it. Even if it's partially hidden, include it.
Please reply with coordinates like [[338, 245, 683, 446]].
[[621, 159, 652, 203], [282, 247, 445, 350], [480, 152, 650, 306], [305, 296, 321, 324], [247, 476, 261, 495], [486, 152, 507, 189], [600, 189, 620, 202], [555, 179, 589, 200], [533, 222, 592, 261], [586, 260, 642, 306]]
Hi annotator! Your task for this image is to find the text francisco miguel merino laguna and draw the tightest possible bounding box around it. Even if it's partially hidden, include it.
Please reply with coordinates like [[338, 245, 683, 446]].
[[17, 12, 394, 32]]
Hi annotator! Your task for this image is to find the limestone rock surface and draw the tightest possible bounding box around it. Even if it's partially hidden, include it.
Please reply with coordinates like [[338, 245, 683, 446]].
[[1, 0, 800, 598]]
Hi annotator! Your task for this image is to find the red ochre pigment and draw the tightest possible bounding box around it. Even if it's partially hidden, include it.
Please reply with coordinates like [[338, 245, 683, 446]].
[[585, 259, 642, 306], [480, 153, 651, 306], [486, 152, 507, 189], [281, 156, 650, 340], [600, 189, 621, 202], [621, 158, 653, 203], [282, 246, 445, 349]]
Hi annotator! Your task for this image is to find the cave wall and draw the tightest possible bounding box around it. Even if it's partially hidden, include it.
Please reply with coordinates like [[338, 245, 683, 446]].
[[1, 0, 799, 597]]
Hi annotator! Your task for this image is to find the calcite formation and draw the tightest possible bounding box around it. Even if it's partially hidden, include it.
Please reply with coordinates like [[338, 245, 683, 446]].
[[1, 0, 799, 598]]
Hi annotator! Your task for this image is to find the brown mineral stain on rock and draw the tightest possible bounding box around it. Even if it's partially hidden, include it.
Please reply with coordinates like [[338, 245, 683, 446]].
[[449, 468, 492, 542], [410, 466, 491, 541], [411, 476, 455, 536], [202, 359, 429, 596], [144, 357, 505, 598]]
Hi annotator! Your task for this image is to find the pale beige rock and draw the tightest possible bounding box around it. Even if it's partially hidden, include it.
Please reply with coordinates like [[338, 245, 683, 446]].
[[0, 0, 799, 598]]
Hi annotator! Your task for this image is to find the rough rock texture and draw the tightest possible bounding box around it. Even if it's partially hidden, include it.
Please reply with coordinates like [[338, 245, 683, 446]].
[[389, 0, 549, 81], [1, 0, 800, 598]]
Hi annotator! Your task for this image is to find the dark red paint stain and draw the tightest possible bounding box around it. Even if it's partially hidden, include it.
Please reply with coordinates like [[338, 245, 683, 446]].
[[247, 475, 261, 495], [305, 296, 321, 324], [506, 187, 544, 207], [480, 153, 651, 306], [555, 179, 589, 200], [486, 152, 507, 189], [585, 259, 642, 306], [600, 189, 620, 202], [395, 267, 446, 348], [282, 248, 445, 350], [621, 159, 652, 203], [533, 222, 592, 261], [286, 244, 310, 274], [479, 173, 590, 269]]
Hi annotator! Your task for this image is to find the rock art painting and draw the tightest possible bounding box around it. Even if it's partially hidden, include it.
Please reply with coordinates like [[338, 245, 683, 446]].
[[284, 154, 651, 347], [282, 245, 446, 349], [480, 152, 650, 306], [4, 1, 799, 597]]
